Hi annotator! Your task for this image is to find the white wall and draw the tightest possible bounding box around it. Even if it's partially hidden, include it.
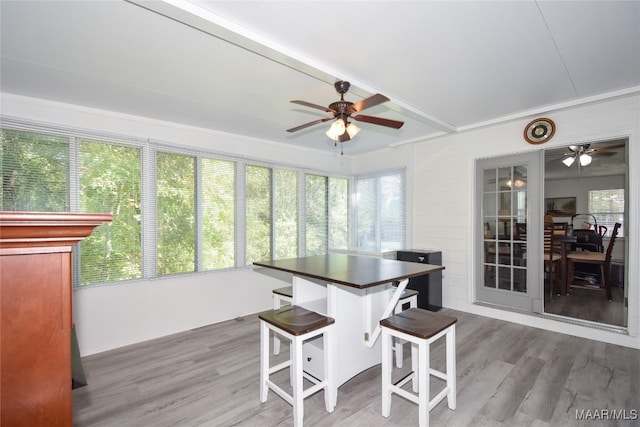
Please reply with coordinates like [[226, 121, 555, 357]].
[[545, 174, 625, 221], [2, 94, 348, 355], [353, 94, 640, 349]]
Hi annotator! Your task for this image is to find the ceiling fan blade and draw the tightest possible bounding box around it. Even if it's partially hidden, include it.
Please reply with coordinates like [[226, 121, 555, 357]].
[[287, 117, 332, 133], [600, 142, 626, 150], [351, 93, 390, 112], [353, 114, 404, 129], [591, 149, 617, 156], [291, 100, 335, 113]]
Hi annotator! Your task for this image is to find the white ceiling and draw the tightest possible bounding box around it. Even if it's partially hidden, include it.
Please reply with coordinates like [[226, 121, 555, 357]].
[[1, 1, 639, 156]]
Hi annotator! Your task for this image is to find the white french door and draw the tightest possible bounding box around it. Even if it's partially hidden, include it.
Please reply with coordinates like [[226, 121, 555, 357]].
[[475, 151, 544, 312]]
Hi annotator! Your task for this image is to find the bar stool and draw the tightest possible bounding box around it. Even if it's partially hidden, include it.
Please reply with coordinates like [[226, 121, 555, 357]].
[[380, 308, 457, 427], [393, 288, 419, 368], [272, 286, 293, 355], [259, 305, 336, 427]]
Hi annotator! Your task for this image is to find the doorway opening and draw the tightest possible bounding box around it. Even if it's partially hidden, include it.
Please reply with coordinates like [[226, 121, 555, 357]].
[[543, 139, 628, 327]]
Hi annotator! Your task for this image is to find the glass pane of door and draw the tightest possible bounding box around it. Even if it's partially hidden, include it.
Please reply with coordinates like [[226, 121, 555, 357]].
[[476, 152, 542, 312]]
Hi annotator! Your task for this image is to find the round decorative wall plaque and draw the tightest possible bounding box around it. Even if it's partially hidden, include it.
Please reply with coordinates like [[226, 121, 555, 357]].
[[524, 118, 555, 144]]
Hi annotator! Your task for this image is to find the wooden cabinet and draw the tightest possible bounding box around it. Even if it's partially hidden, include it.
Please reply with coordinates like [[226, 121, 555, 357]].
[[1, 212, 112, 427]]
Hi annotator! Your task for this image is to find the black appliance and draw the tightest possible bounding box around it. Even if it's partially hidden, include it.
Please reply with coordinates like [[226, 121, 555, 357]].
[[396, 250, 442, 311]]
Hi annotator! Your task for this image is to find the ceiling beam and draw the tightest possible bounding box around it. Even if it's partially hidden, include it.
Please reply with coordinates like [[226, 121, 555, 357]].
[[127, 0, 457, 133]]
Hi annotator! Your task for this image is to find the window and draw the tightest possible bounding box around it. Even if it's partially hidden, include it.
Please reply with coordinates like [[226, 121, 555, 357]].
[[156, 152, 196, 275], [245, 165, 272, 264], [79, 140, 142, 284], [328, 176, 349, 251], [588, 189, 625, 237], [354, 170, 405, 253], [304, 175, 349, 256], [1, 129, 69, 211], [305, 174, 328, 256], [245, 166, 299, 264], [201, 158, 235, 270], [274, 169, 298, 259], [2, 121, 398, 286]]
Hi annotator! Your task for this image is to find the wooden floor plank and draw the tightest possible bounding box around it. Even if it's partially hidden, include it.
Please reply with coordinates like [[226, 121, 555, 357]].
[[73, 309, 639, 426]]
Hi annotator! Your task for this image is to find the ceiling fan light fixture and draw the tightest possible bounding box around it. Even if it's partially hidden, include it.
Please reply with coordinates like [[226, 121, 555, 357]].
[[288, 81, 404, 149], [326, 119, 346, 140], [562, 156, 575, 167], [346, 122, 360, 139], [579, 153, 592, 166]]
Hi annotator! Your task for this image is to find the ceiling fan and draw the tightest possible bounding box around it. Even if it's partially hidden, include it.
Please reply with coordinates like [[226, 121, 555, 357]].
[[287, 81, 404, 150], [561, 143, 622, 167]]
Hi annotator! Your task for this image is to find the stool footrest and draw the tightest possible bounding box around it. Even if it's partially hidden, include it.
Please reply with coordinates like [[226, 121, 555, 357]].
[[268, 360, 291, 375], [389, 384, 419, 405], [430, 368, 447, 381], [394, 371, 415, 388], [387, 382, 452, 411], [429, 386, 451, 411], [266, 380, 294, 406]]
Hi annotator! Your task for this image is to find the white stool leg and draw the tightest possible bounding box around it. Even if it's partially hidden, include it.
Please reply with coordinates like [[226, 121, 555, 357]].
[[292, 335, 304, 427], [393, 295, 417, 368], [259, 321, 269, 403], [273, 296, 282, 355], [381, 328, 392, 418], [418, 339, 429, 427], [393, 302, 404, 368], [446, 325, 457, 410], [324, 327, 336, 412], [411, 341, 419, 393]]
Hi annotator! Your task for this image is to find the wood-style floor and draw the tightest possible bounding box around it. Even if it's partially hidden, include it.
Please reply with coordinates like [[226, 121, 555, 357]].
[[73, 309, 639, 426], [545, 286, 626, 327]]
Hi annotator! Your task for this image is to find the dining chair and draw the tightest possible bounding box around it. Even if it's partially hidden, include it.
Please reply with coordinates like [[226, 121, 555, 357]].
[[567, 223, 621, 300], [515, 222, 527, 241], [551, 222, 568, 235], [544, 222, 562, 299]]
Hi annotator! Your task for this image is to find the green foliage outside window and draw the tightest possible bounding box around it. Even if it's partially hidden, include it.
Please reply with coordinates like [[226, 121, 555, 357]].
[[328, 177, 348, 251], [1, 129, 69, 211], [246, 165, 272, 264], [156, 152, 196, 275], [79, 140, 142, 284], [274, 169, 298, 259], [202, 158, 235, 270], [306, 174, 328, 256]]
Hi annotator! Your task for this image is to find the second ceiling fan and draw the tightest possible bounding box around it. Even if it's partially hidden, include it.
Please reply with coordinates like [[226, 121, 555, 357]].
[[561, 143, 623, 167], [287, 81, 404, 144]]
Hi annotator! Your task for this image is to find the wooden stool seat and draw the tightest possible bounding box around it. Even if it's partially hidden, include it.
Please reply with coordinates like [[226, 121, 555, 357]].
[[381, 308, 457, 339], [399, 288, 419, 300], [259, 305, 336, 427], [381, 308, 457, 427], [259, 305, 335, 336], [273, 286, 293, 298]]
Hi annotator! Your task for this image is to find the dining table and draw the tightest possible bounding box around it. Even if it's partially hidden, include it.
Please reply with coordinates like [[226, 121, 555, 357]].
[[253, 254, 444, 405], [554, 235, 577, 295]]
